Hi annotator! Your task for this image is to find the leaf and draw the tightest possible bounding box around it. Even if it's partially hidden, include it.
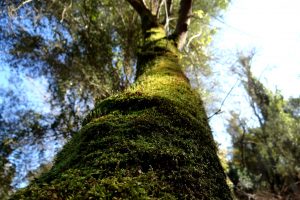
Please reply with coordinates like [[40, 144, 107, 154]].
[[194, 10, 204, 19]]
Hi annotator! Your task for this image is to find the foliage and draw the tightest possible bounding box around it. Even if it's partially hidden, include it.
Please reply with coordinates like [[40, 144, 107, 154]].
[[227, 53, 300, 199]]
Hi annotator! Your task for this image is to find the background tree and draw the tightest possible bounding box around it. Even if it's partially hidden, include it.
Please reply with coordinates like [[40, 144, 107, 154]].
[[0, 138, 15, 200], [9, 0, 232, 199], [0, 0, 229, 195], [227, 52, 300, 199]]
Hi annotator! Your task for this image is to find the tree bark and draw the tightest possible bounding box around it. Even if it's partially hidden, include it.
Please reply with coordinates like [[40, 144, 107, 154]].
[[11, 1, 232, 199]]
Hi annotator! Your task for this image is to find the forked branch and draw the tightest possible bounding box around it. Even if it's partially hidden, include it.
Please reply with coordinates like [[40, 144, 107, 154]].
[[126, 0, 158, 31]]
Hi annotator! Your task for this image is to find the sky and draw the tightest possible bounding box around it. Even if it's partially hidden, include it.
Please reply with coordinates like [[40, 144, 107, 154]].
[[210, 0, 300, 149]]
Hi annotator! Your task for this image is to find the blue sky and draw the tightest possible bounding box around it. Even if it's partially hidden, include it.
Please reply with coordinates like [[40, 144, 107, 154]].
[[215, 0, 299, 97], [210, 0, 300, 149]]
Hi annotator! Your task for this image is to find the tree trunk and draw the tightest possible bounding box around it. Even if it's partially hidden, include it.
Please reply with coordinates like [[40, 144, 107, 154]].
[[11, 5, 232, 200]]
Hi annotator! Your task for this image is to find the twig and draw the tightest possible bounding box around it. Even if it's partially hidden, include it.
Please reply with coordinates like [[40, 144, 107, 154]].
[[15, 0, 33, 11], [186, 32, 201, 49], [60, 0, 73, 23], [163, 0, 169, 32], [208, 79, 239, 119]]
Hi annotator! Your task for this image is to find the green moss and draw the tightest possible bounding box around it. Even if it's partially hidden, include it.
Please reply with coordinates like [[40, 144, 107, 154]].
[[11, 25, 232, 199]]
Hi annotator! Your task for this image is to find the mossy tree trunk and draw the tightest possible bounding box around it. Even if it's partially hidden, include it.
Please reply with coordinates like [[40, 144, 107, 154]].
[[11, 0, 232, 199]]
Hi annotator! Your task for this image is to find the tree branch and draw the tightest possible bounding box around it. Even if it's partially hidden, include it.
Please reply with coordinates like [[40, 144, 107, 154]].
[[186, 31, 201, 48], [126, 0, 158, 31], [166, 0, 173, 16], [150, 0, 159, 16], [60, 0, 73, 23], [126, 0, 148, 17], [162, 0, 173, 32], [6, 0, 33, 17], [15, 0, 33, 11], [174, 0, 192, 50], [155, 0, 165, 18]]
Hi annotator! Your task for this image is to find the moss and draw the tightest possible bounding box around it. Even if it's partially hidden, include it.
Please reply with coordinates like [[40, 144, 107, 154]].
[[11, 25, 232, 199]]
